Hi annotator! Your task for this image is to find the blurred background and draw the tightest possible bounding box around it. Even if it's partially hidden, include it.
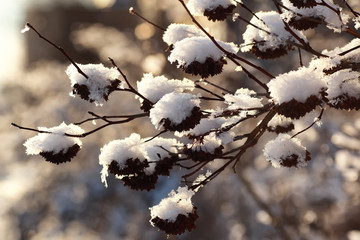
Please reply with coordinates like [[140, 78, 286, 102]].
[[1, 0, 360, 239]]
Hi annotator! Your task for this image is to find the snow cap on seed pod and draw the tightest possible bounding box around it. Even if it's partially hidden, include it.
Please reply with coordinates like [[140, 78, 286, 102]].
[[183, 132, 225, 162], [263, 133, 311, 168], [280, 0, 350, 32], [313, 38, 360, 75], [267, 114, 294, 134], [136, 73, 195, 112], [224, 88, 263, 110], [66, 63, 122, 106], [24, 122, 84, 164], [267, 66, 326, 119], [187, 0, 238, 21], [168, 36, 239, 78], [325, 69, 360, 110], [150, 92, 202, 132], [99, 134, 180, 191], [242, 11, 307, 59], [163, 23, 206, 46], [150, 186, 198, 235]]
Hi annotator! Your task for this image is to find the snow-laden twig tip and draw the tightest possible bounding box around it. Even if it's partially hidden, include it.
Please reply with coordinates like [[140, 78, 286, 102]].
[[21, 23, 30, 33]]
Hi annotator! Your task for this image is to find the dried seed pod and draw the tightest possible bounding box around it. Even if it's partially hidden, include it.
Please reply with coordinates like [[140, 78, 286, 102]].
[[121, 173, 158, 191], [267, 114, 295, 134], [280, 151, 311, 168], [180, 57, 227, 78], [72, 79, 120, 103], [288, 16, 323, 30], [328, 94, 360, 110], [66, 63, 122, 106], [150, 187, 198, 235], [151, 208, 199, 235], [288, 0, 317, 9], [24, 122, 84, 164], [160, 107, 202, 132], [277, 95, 322, 119], [204, 4, 236, 21], [264, 134, 311, 168], [183, 145, 223, 162], [40, 144, 80, 165], [250, 42, 292, 59], [154, 156, 178, 176], [325, 69, 360, 110]]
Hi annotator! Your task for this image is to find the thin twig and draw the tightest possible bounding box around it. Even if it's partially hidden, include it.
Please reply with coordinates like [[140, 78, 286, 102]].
[[25, 23, 88, 79], [178, 0, 273, 91], [108, 57, 153, 105], [129, 7, 166, 31], [196, 84, 225, 100], [144, 130, 168, 142], [291, 107, 324, 139]]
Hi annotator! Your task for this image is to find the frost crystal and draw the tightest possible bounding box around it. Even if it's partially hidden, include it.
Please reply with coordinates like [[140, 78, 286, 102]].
[[163, 24, 206, 46], [136, 73, 195, 104], [168, 36, 239, 67], [263, 134, 310, 168], [66, 63, 121, 106], [150, 187, 195, 222], [149, 92, 201, 130], [24, 122, 84, 155]]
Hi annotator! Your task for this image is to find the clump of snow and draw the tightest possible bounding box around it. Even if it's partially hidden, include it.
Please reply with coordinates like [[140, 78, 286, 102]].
[[268, 114, 293, 129], [267, 67, 326, 104], [66, 63, 121, 106], [177, 117, 226, 137], [224, 88, 263, 110], [142, 137, 180, 175], [192, 170, 212, 191], [326, 69, 360, 101], [355, 17, 360, 30], [263, 133, 309, 168], [149, 187, 195, 222], [187, 0, 237, 16], [163, 24, 206, 46], [187, 132, 223, 154], [99, 133, 144, 186], [168, 36, 239, 67], [99, 133, 180, 187], [316, 39, 360, 70], [281, 0, 350, 32], [136, 73, 195, 104], [149, 92, 201, 129], [21, 24, 30, 33], [176, 116, 235, 147], [241, 11, 307, 53], [99, 133, 143, 167], [24, 122, 84, 155], [267, 113, 295, 133]]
